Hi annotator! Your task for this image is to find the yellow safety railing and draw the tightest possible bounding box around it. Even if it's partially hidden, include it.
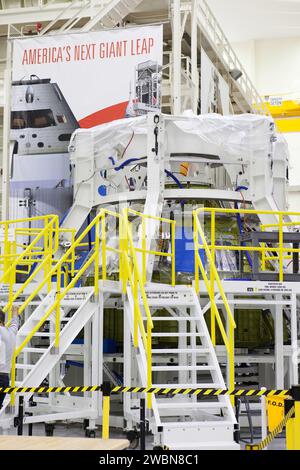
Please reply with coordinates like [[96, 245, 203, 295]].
[[193, 207, 300, 391], [4, 209, 173, 409], [10, 209, 122, 404], [193, 210, 236, 393], [0, 215, 59, 321], [121, 209, 154, 408], [121, 209, 176, 408], [195, 208, 300, 280], [261, 220, 300, 271], [126, 208, 176, 286]]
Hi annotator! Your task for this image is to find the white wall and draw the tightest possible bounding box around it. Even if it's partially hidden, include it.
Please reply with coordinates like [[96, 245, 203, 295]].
[[233, 37, 300, 98], [233, 37, 300, 206], [232, 40, 256, 85]]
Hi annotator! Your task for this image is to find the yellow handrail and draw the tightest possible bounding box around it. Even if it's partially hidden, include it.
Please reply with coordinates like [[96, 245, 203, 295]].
[[122, 209, 154, 408], [195, 207, 300, 283], [126, 208, 176, 286], [193, 205, 300, 391], [193, 211, 235, 393], [10, 209, 122, 401], [1, 215, 59, 321], [0, 215, 59, 284]]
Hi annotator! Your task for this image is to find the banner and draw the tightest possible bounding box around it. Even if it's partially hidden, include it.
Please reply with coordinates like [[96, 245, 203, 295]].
[[200, 48, 230, 115], [10, 26, 163, 222]]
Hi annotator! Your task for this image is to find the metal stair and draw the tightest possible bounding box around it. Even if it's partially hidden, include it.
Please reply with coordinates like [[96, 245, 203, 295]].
[[125, 283, 239, 450], [0, 287, 97, 425], [39, 0, 144, 35], [196, 0, 269, 116]]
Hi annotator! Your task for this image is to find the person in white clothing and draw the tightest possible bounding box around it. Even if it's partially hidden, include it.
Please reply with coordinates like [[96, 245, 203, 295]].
[[0, 306, 19, 408]]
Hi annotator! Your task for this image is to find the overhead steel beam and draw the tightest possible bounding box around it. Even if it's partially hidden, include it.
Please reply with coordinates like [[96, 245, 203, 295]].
[[0, 1, 105, 26]]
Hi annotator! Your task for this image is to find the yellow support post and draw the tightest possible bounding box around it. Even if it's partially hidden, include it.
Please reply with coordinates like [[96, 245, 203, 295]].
[[147, 317, 152, 409], [286, 386, 300, 450], [261, 225, 266, 271], [279, 213, 283, 282], [94, 218, 100, 296], [101, 215, 107, 281], [10, 354, 16, 406], [210, 210, 216, 346], [142, 218, 146, 284], [119, 216, 126, 293], [171, 221, 176, 287], [133, 268, 138, 348], [8, 242, 14, 323], [193, 212, 199, 294], [47, 220, 53, 293], [228, 320, 235, 404], [118, 216, 123, 285], [102, 382, 111, 440], [55, 265, 61, 349]]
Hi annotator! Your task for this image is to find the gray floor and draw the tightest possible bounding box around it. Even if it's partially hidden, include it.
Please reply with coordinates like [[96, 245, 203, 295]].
[[1, 423, 287, 450]]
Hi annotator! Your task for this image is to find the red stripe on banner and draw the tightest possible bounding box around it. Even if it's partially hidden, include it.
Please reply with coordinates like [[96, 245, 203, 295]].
[[78, 101, 129, 128]]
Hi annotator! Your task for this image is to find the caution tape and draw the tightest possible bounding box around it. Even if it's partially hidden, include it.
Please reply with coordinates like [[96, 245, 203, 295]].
[[246, 405, 295, 450], [0, 385, 103, 394], [110, 386, 290, 397], [0, 385, 291, 397]]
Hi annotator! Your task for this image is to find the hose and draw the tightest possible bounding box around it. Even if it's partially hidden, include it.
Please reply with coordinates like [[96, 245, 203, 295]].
[[235, 186, 252, 269]]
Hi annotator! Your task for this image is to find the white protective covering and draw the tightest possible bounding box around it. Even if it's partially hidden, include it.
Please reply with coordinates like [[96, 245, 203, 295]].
[[68, 112, 289, 224]]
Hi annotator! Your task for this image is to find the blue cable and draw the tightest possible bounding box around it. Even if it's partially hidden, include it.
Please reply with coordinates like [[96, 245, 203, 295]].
[[164, 169, 183, 188], [235, 186, 253, 269], [114, 157, 144, 171]]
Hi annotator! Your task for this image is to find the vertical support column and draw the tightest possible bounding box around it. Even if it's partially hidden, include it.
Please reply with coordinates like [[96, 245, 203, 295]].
[[140, 397, 146, 451], [260, 387, 268, 450], [123, 301, 133, 429], [172, 0, 182, 115], [2, 38, 12, 220], [290, 293, 298, 386], [142, 113, 165, 281], [210, 210, 216, 345], [84, 320, 92, 388], [92, 293, 102, 423], [190, 315, 197, 388], [178, 309, 188, 385], [226, 294, 235, 397], [274, 294, 284, 389], [191, 0, 199, 114], [17, 396, 24, 436]]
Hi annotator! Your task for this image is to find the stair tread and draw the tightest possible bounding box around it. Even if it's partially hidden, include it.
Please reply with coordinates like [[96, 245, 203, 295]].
[[29, 332, 55, 337], [143, 317, 194, 321], [152, 333, 204, 337], [152, 348, 210, 354], [161, 420, 233, 428], [15, 364, 34, 369], [152, 365, 215, 371], [157, 402, 228, 409], [22, 347, 48, 353]]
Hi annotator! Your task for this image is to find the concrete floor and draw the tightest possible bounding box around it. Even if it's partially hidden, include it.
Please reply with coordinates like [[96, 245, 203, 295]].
[[0, 423, 287, 450]]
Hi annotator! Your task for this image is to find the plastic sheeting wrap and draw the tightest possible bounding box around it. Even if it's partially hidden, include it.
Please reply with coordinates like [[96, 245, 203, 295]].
[[69, 111, 288, 230], [69, 112, 277, 172]]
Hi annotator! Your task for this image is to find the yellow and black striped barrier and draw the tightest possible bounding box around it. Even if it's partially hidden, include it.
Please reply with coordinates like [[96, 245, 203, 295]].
[[0, 385, 102, 394], [0, 384, 291, 397], [246, 405, 295, 451], [2, 384, 299, 449], [110, 386, 290, 397]]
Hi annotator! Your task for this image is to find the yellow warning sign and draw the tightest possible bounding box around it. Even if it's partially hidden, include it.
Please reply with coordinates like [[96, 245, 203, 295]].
[[267, 396, 285, 432]]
